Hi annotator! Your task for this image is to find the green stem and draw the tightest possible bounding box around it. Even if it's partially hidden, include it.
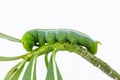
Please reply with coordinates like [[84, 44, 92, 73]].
[[33, 43, 120, 80], [74, 46, 120, 80], [65, 43, 120, 80], [4, 43, 118, 79]]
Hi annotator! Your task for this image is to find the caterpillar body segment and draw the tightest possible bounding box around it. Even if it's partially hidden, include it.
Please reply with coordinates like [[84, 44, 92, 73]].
[[55, 30, 67, 43], [37, 30, 46, 46]]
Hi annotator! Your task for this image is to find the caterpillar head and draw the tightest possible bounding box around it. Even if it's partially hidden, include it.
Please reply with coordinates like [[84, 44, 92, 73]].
[[21, 32, 35, 51]]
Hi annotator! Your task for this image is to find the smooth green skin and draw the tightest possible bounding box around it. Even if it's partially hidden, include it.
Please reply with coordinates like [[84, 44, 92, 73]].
[[56, 30, 67, 43], [37, 30, 45, 45], [21, 31, 35, 51], [45, 30, 56, 44], [21, 29, 98, 54]]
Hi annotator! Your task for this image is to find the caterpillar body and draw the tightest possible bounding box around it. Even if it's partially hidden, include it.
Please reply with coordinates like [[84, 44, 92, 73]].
[[21, 29, 99, 54]]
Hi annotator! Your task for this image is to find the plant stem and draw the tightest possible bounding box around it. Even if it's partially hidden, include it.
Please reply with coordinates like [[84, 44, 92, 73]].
[[2, 42, 119, 79], [64, 43, 120, 80], [34, 43, 120, 80], [74, 46, 120, 80]]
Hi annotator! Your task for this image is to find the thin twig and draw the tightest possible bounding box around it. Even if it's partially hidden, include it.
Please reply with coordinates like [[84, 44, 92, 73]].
[[74, 46, 120, 80], [35, 43, 120, 80]]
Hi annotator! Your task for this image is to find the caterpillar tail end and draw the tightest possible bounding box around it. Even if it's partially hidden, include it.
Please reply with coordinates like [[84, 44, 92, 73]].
[[97, 41, 102, 45]]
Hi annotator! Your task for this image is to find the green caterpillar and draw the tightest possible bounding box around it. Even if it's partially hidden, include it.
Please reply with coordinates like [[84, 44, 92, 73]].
[[21, 29, 99, 54]]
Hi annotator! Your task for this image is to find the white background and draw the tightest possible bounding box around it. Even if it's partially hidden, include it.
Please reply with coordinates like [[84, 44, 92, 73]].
[[0, 0, 120, 80]]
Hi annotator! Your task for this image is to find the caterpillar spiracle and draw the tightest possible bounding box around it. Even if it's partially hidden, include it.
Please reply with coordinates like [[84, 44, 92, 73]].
[[21, 29, 99, 54]]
